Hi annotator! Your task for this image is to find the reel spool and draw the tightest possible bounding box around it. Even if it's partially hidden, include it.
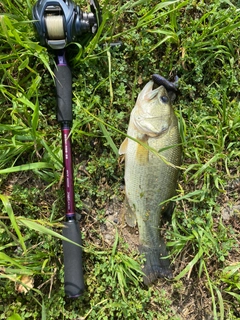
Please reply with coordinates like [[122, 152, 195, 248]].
[[45, 15, 65, 40], [32, 0, 101, 49]]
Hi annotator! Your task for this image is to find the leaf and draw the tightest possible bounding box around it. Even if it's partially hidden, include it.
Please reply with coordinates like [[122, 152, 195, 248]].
[[161, 189, 205, 204], [221, 263, 240, 278], [0, 195, 26, 252], [190, 153, 226, 181], [7, 314, 22, 320], [15, 275, 34, 294], [17, 218, 82, 248], [137, 0, 187, 27], [117, 270, 126, 300], [99, 122, 119, 157], [225, 291, 240, 302], [27, 75, 42, 99], [0, 252, 28, 271], [42, 299, 47, 320], [17, 96, 37, 111], [40, 139, 62, 168], [215, 286, 225, 320], [137, 0, 182, 25], [18, 57, 29, 71], [0, 162, 53, 174], [107, 49, 113, 105], [175, 247, 204, 280], [31, 96, 39, 136], [111, 230, 119, 257]]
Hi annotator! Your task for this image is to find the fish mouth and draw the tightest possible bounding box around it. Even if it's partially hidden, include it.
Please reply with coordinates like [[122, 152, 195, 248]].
[[141, 80, 169, 101]]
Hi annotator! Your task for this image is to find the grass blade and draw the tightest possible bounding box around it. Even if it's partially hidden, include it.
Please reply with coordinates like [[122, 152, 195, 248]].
[[0, 162, 53, 174], [175, 247, 204, 280], [0, 195, 26, 253], [18, 218, 82, 248], [99, 122, 119, 157]]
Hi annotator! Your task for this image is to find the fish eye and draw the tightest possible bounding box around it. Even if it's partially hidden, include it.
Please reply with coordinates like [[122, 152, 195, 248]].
[[161, 96, 169, 103]]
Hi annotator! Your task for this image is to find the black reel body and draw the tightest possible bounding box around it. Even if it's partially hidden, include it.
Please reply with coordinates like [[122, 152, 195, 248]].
[[32, 0, 101, 49]]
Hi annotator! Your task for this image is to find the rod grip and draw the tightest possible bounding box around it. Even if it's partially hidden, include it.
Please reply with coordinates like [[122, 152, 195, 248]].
[[54, 65, 72, 122], [62, 220, 85, 297]]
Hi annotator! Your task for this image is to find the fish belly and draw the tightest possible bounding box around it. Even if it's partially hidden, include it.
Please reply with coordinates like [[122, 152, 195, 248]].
[[124, 123, 181, 285]]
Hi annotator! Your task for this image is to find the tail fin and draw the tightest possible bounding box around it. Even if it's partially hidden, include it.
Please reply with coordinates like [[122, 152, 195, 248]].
[[139, 242, 172, 285]]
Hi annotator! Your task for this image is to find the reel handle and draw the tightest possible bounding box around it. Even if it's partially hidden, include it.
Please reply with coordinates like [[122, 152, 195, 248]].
[[62, 220, 85, 297], [54, 62, 72, 122]]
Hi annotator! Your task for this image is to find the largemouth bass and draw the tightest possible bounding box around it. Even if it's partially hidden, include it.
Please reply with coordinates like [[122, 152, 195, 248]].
[[119, 80, 182, 285]]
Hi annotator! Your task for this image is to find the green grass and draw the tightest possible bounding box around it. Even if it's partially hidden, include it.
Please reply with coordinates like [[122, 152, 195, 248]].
[[1, 0, 240, 319]]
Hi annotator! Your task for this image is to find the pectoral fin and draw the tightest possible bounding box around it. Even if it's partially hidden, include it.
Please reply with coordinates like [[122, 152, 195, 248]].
[[119, 138, 128, 155], [161, 201, 175, 221], [136, 136, 149, 164], [124, 198, 137, 227]]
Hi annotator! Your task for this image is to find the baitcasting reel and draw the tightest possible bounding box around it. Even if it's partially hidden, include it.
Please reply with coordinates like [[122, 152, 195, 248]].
[[32, 0, 101, 49]]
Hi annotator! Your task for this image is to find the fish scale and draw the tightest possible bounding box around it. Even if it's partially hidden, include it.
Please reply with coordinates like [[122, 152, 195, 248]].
[[119, 80, 182, 285]]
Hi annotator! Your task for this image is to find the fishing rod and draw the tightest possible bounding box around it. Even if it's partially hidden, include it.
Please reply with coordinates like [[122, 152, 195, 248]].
[[32, 0, 102, 298]]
